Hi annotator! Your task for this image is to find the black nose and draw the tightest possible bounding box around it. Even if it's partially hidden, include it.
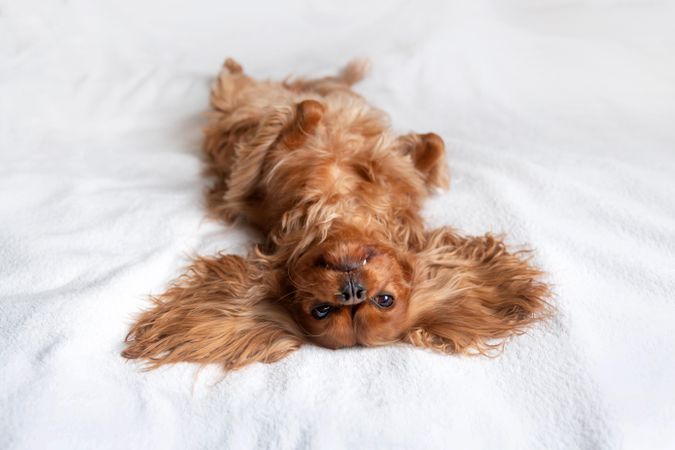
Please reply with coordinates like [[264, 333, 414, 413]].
[[340, 279, 367, 303]]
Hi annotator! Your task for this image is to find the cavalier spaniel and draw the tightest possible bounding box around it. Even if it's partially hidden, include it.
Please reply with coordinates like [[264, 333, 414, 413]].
[[122, 59, 550, 370]]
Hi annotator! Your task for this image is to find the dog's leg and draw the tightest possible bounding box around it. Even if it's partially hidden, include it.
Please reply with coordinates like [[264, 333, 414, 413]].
[[335, 59, 371, 86], [223, 57, 243, 75], [209, 58, 256, 112], [284, 59, 370, 95], [203, 58, 263, 214], [398, 132, 449, 191]]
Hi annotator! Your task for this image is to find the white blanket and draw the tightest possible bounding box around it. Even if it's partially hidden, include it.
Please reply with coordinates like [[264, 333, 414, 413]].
[[2, 1, 674, 448]]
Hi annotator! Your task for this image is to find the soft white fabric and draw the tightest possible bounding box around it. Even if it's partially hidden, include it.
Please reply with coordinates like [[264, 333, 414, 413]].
[[2, 1, 674, 448]]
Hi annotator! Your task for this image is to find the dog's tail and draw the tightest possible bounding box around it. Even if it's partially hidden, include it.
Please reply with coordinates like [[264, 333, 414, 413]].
[[338, 58, 371, 86]]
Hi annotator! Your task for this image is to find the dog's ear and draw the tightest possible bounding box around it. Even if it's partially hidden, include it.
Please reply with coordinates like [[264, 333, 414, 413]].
[[122, 254, 303, 370], [398, 132, 449, 190], [405, 227, 550, 354]]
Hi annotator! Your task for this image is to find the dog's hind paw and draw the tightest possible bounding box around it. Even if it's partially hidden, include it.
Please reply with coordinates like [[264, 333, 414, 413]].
[[224, 58, 243, 75]]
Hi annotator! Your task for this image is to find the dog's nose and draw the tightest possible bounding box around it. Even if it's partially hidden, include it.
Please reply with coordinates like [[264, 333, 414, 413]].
[[340, 279, 367, 304]]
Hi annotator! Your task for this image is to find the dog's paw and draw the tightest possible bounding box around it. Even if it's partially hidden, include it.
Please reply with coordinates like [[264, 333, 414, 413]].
[[224, 57, 244, 75], [340, 58, 371, 85]]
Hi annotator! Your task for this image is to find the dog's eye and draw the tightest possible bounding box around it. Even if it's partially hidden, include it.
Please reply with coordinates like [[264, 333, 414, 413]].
[[311, 304, 333, 319], [374, 294, 394, 308]]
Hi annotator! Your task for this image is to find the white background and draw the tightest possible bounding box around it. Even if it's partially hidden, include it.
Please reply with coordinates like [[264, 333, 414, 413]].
[[1, 1, 674, 448]]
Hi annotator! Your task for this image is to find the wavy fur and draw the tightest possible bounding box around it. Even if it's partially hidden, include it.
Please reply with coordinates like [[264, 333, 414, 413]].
[[123, 59, 551, 370]]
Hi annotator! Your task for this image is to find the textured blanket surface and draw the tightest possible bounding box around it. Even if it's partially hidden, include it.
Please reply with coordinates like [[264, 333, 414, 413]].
[[2, 1, 674, 449]]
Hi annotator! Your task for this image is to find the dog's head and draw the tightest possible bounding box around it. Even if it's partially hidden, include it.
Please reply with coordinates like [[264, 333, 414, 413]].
[[123, 227, 550, 370], [287, 237, 413, 349]]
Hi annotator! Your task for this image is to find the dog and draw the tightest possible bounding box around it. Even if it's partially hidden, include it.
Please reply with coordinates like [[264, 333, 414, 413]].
[[122, 59, 550, 370]]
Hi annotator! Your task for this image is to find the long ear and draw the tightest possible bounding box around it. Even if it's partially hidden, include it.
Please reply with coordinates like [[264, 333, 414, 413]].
[[405, 227, 551, 354], [398, 132, 449, 190], [122, 254, 303, 370]]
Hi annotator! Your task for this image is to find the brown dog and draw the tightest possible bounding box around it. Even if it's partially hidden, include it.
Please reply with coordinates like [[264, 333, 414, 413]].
[[122, 59, 550, 370]]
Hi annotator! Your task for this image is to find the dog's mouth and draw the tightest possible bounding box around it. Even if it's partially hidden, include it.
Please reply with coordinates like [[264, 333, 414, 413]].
[[312, 245, 378, 271]]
